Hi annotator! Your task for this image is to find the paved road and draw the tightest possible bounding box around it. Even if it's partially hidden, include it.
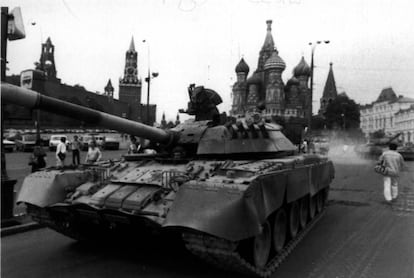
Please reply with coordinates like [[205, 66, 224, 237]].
[[2, 148, 414, 277]]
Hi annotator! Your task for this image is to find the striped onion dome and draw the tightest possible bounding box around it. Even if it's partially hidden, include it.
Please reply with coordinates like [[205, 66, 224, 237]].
[[263, 50, 286, 71]]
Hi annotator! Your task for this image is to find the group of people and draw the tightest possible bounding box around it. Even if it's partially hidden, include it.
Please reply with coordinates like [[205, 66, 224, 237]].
[[127, 136, 157, 155], [29, 135, 103, 172], [55, 136, 102, 168]]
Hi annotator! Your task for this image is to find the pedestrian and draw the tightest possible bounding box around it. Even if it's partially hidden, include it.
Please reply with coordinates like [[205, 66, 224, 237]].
[[56, 137, 67, 168], [29, 140, 46, 173], [71, 135, 81, 166], [85, 140, 102, 164], [128, 136, 141, 154], [377, 142, 405, 202]]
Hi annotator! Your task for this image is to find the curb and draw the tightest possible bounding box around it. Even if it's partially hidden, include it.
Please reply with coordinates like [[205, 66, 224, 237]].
[[1, 222, 43, 237]]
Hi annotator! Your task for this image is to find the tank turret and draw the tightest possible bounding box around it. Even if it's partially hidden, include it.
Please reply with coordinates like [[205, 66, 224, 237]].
[[2, 82, 296, 159]]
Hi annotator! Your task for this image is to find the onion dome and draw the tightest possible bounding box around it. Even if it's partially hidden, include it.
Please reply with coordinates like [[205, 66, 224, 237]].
[[286, 76, 300, 86], [293, 56, 311, 77], [263, 50, 286, 71], [246, 72, 262, 85], [235, 58, 250, 74]]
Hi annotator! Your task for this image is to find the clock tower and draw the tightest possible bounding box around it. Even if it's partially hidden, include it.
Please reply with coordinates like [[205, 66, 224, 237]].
[[119, 37, 142, 104]]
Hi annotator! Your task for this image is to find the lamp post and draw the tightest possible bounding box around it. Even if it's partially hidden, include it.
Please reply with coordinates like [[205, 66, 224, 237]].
[[308, 40, 330, 130], [1, 6, 25, 221], [142, 40, 158, 125]]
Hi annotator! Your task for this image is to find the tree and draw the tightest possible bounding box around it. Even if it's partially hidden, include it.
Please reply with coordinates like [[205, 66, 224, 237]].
[[324, 95, 360, 129]]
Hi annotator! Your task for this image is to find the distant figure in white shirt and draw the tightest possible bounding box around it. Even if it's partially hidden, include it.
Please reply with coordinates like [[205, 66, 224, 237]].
[[56, 137, 67, 168], [378, 143, 405, 202], [85, 140, 102, 164]]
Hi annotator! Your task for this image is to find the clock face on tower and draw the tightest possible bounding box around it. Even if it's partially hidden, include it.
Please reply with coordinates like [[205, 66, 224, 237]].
[[127, 67, 134, 75]]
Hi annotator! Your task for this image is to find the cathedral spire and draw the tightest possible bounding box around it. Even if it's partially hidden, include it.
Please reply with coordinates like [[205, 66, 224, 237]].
[[257, 20, 277, 71], [262, 20, 275, 51], [129, 36, 135, 52]]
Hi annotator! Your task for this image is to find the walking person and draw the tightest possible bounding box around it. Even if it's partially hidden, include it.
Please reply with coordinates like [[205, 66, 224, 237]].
[[85, 140, 102, 164], [71, 135, 81, 166], [29, 140, 47, 173], [56, 137, 67, 168], [378, 142, 405, 203]]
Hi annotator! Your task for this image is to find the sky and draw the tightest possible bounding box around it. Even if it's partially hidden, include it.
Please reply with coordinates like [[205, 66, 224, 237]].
[[4, 0, 414, 123]]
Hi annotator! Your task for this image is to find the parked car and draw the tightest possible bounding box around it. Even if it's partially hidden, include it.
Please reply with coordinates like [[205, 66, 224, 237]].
[[49, 134, 70, 151], [3, 139, 16, 152], [15, 134, 37, 152], [104, 136, 120, 150], [40, 134, 50, 147]]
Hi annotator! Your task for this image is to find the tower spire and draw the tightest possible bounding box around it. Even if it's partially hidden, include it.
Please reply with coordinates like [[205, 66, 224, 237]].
[[257, 20, 277, 71], [129, 36, 135, 52], [36, 37, 57, 80], [262, 20, 275, 51], [322, 62, 337, 99], [318, 62, 338, 115]]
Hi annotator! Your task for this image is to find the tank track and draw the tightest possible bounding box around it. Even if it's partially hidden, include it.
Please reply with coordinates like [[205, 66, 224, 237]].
[[27, 205, 90, 240], [183, 210, 325, 277], [27, 203, 325, 276]]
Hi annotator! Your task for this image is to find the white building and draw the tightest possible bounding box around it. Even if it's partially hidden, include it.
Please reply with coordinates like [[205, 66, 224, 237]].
[[360, 87, 414, 142], [394, 105, 414, 143]]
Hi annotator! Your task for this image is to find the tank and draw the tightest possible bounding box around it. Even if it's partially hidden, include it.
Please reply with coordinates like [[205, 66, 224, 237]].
[[2, 82, 335, 277], [397, 143, 414, 161], [355, 133, 402, 159]]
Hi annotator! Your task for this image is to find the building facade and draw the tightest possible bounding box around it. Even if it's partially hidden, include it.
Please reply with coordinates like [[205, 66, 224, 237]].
[[394, 105, 414, 143], [231, 20, 311, 120], [359, 87, 414, 142], [4, 37, 156, 128]]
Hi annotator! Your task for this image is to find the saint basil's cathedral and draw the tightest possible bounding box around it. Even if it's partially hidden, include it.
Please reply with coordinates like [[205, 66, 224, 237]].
[[231, 20, 312, 120]]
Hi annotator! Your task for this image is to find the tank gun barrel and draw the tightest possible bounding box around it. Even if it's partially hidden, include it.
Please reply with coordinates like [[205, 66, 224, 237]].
[[388, 132, 402, 143], [1, 82, 174, 145]]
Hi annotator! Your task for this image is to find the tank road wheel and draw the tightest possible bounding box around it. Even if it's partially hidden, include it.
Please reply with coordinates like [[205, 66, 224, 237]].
[[253, 221, 272, 268], [272, 208, 287, 253], [299, 197, 309, 229], [288, 201, 300, 238], [309, 195, 317, 220]]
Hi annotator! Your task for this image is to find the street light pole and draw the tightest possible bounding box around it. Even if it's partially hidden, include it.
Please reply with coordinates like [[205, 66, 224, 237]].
[[308, 40, 330, 131], [143, 39, 158, 126], [146, 68, 151, 125]]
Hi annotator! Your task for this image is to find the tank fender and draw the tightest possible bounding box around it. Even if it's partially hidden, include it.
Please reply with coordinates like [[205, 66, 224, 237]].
[[163, 174, 288, 241], [17, 170, 91, 207], [286, 167, 311, 203], [309, 161, 335, 196]]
